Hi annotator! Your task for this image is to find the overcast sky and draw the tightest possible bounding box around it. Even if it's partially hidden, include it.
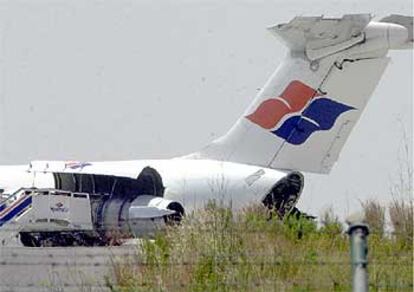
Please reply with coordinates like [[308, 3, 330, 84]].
[[0, 0, 412, 218]]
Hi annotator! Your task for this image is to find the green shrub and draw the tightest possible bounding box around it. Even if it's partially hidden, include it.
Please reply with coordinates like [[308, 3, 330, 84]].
[[108, 200, 413, 291]]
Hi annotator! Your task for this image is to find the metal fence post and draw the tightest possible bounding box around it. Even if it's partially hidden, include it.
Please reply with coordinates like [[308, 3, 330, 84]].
[[346, 214, 370, 292]]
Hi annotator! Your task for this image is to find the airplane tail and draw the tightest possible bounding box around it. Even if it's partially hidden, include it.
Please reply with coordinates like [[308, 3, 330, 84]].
[[191, 14, 413, 174]]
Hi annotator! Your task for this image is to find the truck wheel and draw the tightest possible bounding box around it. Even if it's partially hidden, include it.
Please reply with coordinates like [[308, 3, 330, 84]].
[[19, 232, 40, 247]]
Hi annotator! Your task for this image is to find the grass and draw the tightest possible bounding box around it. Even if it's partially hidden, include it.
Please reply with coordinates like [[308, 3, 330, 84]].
[[389, 198, 413, 247], [107, 200, 413, 292]]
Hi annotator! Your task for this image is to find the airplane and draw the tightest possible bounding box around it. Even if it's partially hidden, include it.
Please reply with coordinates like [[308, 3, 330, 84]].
[[0, 14, 412, 246]]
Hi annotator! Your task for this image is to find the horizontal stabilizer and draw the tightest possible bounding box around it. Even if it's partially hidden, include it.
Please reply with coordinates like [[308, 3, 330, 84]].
[[268, 14, 371, 59]]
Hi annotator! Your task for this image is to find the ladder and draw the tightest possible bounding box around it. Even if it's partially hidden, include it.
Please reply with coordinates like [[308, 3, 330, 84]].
[[0, 188, 33, 227]]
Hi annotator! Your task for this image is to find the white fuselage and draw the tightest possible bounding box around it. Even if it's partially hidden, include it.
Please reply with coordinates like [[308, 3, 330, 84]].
[[0, 159, 287, 212]]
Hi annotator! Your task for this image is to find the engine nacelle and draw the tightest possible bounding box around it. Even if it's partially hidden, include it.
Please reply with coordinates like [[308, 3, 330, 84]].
[[97, 194, 184, 240], [262, 171, 304, 218]]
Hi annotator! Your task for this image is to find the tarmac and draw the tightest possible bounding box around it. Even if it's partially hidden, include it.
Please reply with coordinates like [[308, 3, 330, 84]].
[[0, 229, 139, 292]]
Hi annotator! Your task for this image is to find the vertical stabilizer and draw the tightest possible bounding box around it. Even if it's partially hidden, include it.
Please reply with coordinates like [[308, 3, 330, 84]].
[[191, 14, 413, 174]]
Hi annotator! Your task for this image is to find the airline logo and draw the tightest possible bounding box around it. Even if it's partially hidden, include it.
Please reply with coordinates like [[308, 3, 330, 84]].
[[50, 202, 69, 213], [246, 80, 355, 145], [64, 161, 92, 170]]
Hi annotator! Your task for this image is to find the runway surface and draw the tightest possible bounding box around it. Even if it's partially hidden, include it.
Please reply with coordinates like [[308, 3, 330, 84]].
[[0, 231, 139, 292]]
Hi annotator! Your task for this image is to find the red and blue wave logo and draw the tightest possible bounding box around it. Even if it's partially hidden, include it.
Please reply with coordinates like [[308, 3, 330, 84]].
[[64, 161, 92, 170], [245, 80, 355, 145]]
